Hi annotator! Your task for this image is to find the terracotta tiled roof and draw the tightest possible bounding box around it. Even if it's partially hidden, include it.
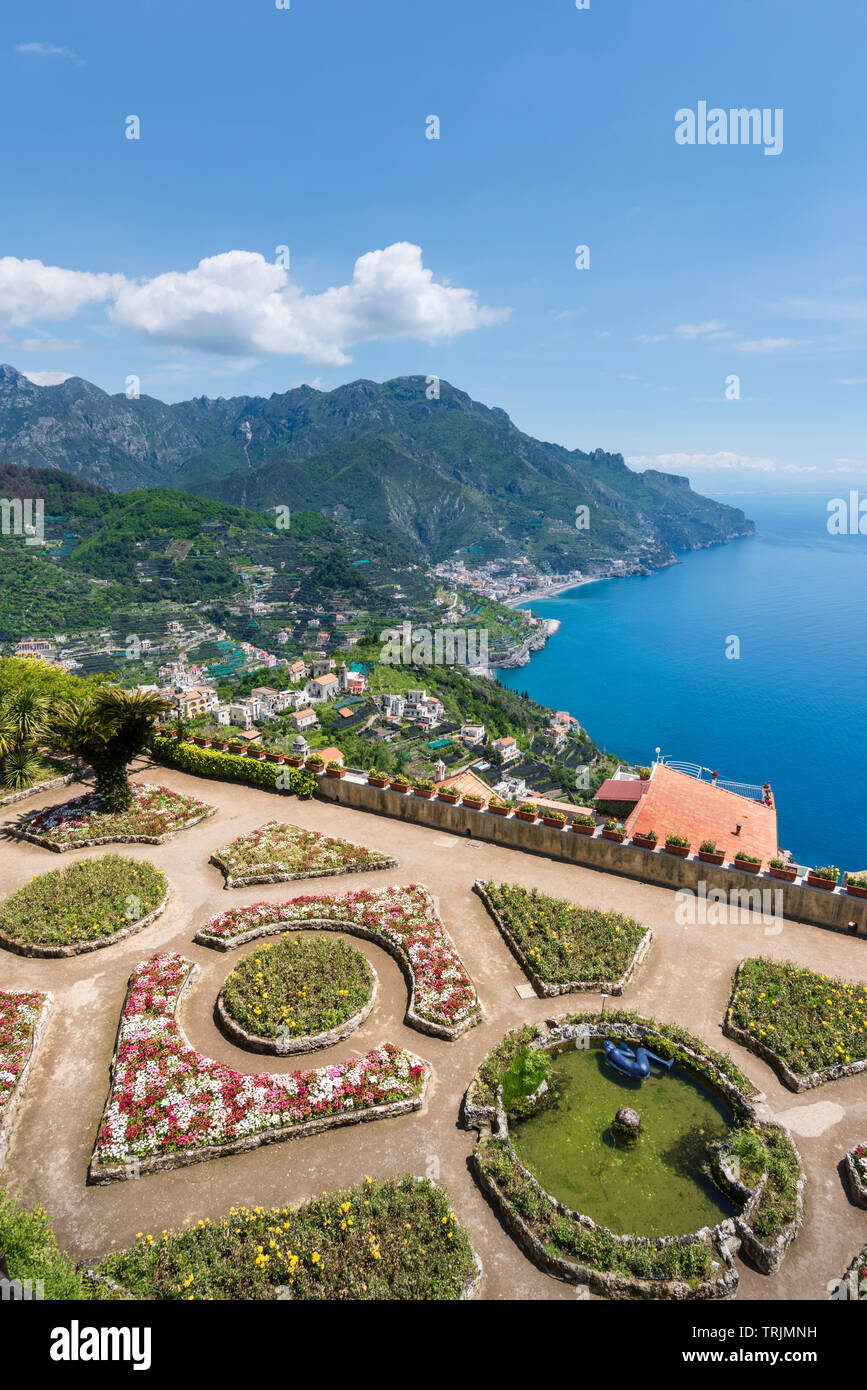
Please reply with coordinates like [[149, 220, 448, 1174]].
[[626, 764, 777, 862], [594, 778, 649, 804], [437, 768, 493, 799]]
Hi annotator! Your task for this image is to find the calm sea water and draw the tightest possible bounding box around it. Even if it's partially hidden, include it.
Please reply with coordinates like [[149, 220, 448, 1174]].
[[498, 494, 866, 869]]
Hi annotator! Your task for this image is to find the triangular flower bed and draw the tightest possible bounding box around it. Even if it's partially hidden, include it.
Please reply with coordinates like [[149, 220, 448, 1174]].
[[0, 989, 52, 1165], [88, 953, 429, 1184], [210, 821, 396, 888], [196, 884, 481, 1039]]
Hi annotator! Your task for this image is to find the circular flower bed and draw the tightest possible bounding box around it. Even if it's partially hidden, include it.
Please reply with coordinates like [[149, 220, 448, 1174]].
[[15, 784, 214, 852], [218, 935, 376, 1054], [0, 854, 168, 956]]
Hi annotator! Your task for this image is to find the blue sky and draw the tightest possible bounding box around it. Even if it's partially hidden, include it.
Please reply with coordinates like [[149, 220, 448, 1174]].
[[2, 0, 866, 494]]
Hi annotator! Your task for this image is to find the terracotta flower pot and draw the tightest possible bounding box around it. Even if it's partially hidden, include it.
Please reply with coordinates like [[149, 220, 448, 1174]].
[[697, 850, 725, 865], [572, 822, 595, 835], [390, 781, 410, 794], [665, 843, 690, 857], [368, 775, 389, 788], [735, 858, 762, 874], [438, 792, 461, 803], [515, 810, 538, 822], [602, 828, 626, 843], [286, 756, 305, 767], [488, 804, 510, 817], [326, 767, 345, 779], [462, 798, 486, 810], [806, 872, 838, 891], [632, 834, 658, 850], [413, 787, 435, 798], [543, 815, 566, 828], [769, 865, 797, 881], [846, 881, 867, 899], [306, 759, 324, 772], [265, 751, 281, 763], [193, 736, 208, 746]]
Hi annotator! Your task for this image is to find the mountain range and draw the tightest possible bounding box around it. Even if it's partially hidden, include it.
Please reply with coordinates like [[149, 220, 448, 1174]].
[[0, 365, 754, 569]]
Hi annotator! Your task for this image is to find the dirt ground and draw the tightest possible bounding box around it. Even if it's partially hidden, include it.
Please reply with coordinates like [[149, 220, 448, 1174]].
[[2, 761, 865, 1301]]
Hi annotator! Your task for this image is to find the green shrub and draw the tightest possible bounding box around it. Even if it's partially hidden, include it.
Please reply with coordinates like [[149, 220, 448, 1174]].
[[0, 1185, 114, 1300], [500, 1046, 551, 1111], [151, 736, 316, 799]]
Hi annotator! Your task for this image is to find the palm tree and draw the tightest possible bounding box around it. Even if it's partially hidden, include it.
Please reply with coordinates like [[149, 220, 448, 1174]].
[[0, 687, 50, 790], [47, 686, 171, 812]]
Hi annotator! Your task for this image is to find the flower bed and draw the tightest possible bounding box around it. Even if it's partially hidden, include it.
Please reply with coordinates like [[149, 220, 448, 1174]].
[[151, 735, 317, 799], [88, 953, 429, 1183], [832, 1244, 867, 1300], [196, 884, 481, 1038], [724, 957, 867, 1091], [0, 989, 51, 1165], [218, 935, 375, 1055], [15, 783, 214, 853], [210, 821, 396, 888], [475, 880, 650, 997], [0, 854, 168, 957], [466, 1014, 803, 1293], [96, 1177, 480, 1300]]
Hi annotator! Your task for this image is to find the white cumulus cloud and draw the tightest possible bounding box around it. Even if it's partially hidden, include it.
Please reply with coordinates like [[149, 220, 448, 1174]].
[[0, 257, 124, 330], [109, 243, 509, 364]]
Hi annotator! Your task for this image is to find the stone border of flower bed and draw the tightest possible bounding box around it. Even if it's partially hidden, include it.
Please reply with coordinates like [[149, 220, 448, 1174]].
[[88, 956, 430, 1185], [215, 959, 379, 1056], [844, 1144, 867, 1208], [0, 883, 171, 959], [12, 801, 216, 854], [0, 992, 52, 1168], [0, 770, 77, 809], [832, 1243, 867, 1300], [465, 1015, 805, 1289], [472, 879, 652, 997], [723, 961, 867, 1093], [195, 888, 482, 1041]]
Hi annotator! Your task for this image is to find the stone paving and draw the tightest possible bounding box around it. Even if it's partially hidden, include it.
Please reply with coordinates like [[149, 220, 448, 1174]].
[[2, 760, 865, 1300]]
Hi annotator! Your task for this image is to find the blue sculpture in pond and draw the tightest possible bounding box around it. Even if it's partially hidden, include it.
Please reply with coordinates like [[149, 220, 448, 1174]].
[[603, 1038, 673, 1080]]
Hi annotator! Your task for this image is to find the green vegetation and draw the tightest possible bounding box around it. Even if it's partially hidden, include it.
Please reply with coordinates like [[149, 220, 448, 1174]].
[[151, 735, 317, 798], [481, 881, 648, 986], [0, 1184, 115, 1300], [0, 854, 166, 947], [748, 1125, 802, 1240], [221, 936, 373, 1041], [500, 1045, 552, 1112], [728, 957, 867, 1076], [47, 685, 170, 811], [97, 1177, 477, 1300]]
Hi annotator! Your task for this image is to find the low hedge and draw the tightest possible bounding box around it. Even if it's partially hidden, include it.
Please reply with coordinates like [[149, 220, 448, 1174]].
[[152, 736, 317, 799]]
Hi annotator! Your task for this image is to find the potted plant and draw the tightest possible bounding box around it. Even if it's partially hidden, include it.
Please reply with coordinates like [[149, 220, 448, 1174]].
[[602, 819, 627, 843], [246, 743, 266, 759], [631, 827, 657, 849], [637, 766, 652, 781], [306, 753, 325, 772], [413, 777, 436, 799], [325, 759, 345, 779], [438, 785, 461, 804], [210, 738, 227, 751], [285, 752, 305, 767], [264, 748, 283, 763], [488, 796, 511, 817], [542, 809, 566, 828], [845, 872, 867, 900], [367, 767, 389, 788], [515, 801, 539, 822], [227, 739, 243, 756], [390, 773, 411, 794], [806, 865, 840, 890], [572, 812, 596, 836], [664, 832, 691, 858], [734, 850, 762, 874], [462, 791, 487, 810], [697, 840, 725, 865], [769, 856, 798, 882]]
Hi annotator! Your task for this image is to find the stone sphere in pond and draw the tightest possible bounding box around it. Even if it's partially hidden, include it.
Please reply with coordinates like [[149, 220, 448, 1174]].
[[614, 1106, 642, 1136]]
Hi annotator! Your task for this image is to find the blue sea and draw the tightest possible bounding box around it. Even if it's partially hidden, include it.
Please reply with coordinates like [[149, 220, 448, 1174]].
[[497, 494, 866, 870]]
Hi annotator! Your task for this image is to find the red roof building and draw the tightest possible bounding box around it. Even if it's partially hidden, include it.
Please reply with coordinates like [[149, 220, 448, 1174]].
[[626, 764, 777, 862]]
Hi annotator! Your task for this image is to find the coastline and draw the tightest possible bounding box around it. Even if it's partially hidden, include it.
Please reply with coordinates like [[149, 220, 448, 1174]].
[[502, 575, 603, 609]]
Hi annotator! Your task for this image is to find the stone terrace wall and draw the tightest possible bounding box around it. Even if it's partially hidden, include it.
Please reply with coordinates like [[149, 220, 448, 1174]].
[[316, 774, 867, 937]]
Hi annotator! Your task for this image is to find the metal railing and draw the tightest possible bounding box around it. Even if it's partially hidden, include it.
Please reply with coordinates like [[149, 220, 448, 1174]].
[[657, 758, 769, 804]]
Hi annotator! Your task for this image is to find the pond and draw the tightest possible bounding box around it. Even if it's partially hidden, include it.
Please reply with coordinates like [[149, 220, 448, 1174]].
[[510, 1045, 736, 1237]]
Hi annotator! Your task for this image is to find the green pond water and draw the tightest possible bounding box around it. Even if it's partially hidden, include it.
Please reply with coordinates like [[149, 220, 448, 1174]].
[[511, 1047, 736, 1237]]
